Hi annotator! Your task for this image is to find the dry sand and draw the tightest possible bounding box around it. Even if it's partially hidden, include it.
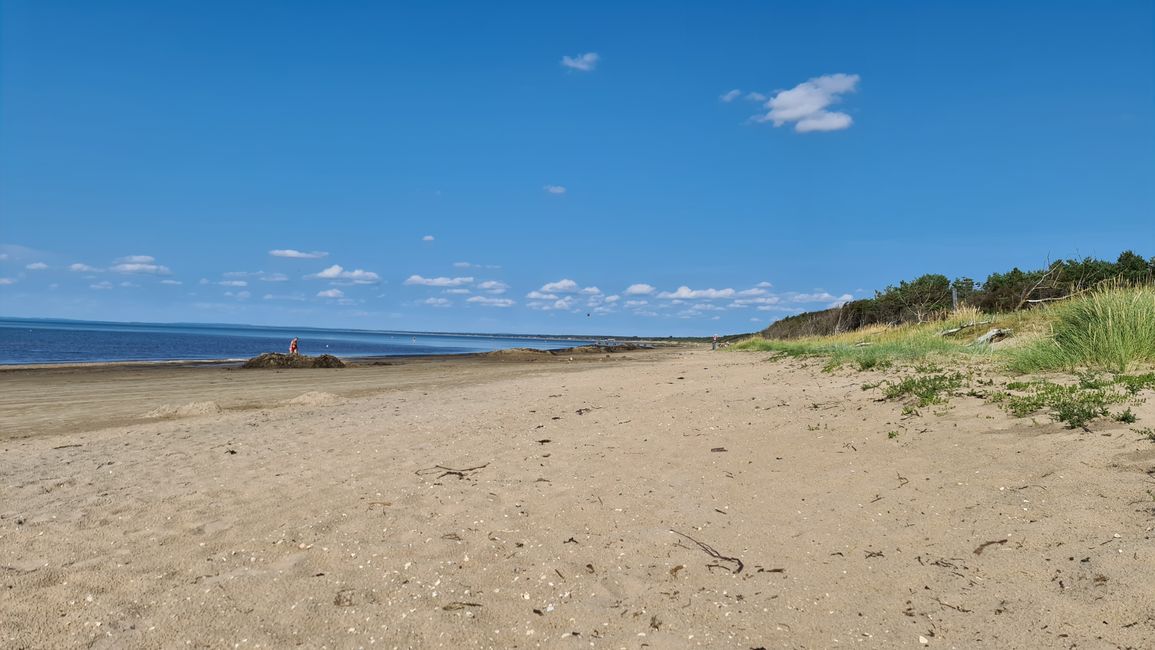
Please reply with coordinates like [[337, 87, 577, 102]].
[[2, 348, 1154, 649]]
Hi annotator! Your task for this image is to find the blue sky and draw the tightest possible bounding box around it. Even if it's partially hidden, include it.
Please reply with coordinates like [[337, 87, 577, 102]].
[[1, 1, 1152, 336]]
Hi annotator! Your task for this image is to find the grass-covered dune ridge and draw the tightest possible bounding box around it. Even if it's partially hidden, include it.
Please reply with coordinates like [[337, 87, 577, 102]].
[[735, 284, 1155, 374]]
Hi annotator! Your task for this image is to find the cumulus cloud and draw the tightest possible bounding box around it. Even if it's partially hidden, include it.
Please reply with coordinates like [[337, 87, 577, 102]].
[[719, 89, 741, 103], [750, 73, 859, 133], [404, 274, 473, 287], [112, 258, 172, 274], [310, 265, 381, 284], [561, 52, 599, 71], [317, 288, 345, 299], [219, 280, 248, 287], [526, 290, 558, 300], [444, 288, 471, 295], [25, 262, 48, 270], [827, 294, 855, 308], [790, 291, 841, 303], [423, 297, 452, 308], [160, 279, 182, 285], [625, 299, 648, 307], [69, 263, 101, 272], [658, 286, 736, 300], [467, 296, 515, 308], [624, 283, 655, 295], [543, 185, 567, 195], [579, 286, 602, 296], [270, 249, 328, 259], [422, 235, 435, 241], [477, 280, 509, 294], [540, 279, 579, 293]]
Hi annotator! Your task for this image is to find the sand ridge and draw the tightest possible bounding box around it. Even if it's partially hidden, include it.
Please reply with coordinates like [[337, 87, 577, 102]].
[[1, 349, 1154, 648]]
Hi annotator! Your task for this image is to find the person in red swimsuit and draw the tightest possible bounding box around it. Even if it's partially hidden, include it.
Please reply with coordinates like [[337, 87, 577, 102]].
[[289, 337, 299, 355]]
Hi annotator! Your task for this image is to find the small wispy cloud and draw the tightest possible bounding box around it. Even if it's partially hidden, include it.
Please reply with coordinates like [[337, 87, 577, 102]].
[[0, 278, 15, 285], [624, 283, 655, 296], [561, 52, 599, 72], [69, 263, 101, 272], [454, 261, 502, 270], [317, 288, 344, 299], [749, 73, 860, 133], [544, 185, 567, 195], [404, 274, 473, 287], [309, 265, 381, 284], [25, 262, 48, 271], [422, 235, 435, 242], [423, 297, 452, 308], [219, 280, 248, 287], [270, 249, 328, 259], [90, 281, 114, 290], [111, 255, 171, 275], [160, 279, 183, 286], [467, 296, 515, 308], [658, 286, 735, 300], [477, 280, 509, 294], [540, 279, 579, 293], [719, 89, 741, 103]]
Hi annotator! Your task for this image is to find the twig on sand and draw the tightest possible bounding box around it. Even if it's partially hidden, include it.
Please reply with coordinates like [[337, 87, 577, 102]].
[[442, 602, 483, 611], [670, 529, 744, 574], [896, 473, 910, 488], [416, 463, 490, 480], [973, 539, 1008, 555]]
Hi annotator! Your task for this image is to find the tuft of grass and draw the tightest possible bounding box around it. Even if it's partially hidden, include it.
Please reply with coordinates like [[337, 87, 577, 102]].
[[1009, 284, 1155, 373]]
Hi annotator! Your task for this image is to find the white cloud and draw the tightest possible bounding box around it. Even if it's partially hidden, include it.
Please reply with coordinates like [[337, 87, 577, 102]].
[[604, 295, 620, 303], [477, 280, 509, 294], [444, 288, 471, 295], [526, 290, 558, 300], [422, 235, 435, 241], [116, 255, 155, 264], [756, 281, 773, 288], [25, 262, 48, 270], [544, 185, 567, 195], [404, 274, 473, 287], [160, 279, 182, 285], [120, 281, 139, 288], [270, 249, 328, 259], [0, 254, 7, 260], [453, 261, 501, 269], [225, 290, 251, 300], [0, 278, 15, 285], [90, 281, 114, 290], [729, 296, 782, 308], [540, 279, 579, 293], [719, 89, 741, 103], [827, 293, 855, 308], [317, 288, 345, 299], [310, 265, 381, 284], [579, 286, 602, 296], [262, 293, 306, 301], [112, 262, 171, 275], [745, 91, 767, 102], [658, 286, 736, 300], [69, 263, 101, 272], [751, 73, 859, 133], [561, 52, 599, 71], [220, 280, 248, 287], [467, 296, 515, 308], [624, 283, 655, 295], [790, 291, 840, 303], [423, 297, 452, 308], [625, 299, 649, 307], [737, 288, 767, 296]]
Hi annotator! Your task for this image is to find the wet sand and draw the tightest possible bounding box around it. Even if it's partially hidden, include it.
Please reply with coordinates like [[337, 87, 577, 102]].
[[2, 348, 1154, 648]]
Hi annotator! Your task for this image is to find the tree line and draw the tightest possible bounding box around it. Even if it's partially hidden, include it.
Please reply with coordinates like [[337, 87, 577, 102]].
[[760, 251, 1154, 340]]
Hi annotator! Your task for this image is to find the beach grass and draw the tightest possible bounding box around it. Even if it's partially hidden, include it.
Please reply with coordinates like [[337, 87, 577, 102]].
[[1007, 284, 1155, 373]]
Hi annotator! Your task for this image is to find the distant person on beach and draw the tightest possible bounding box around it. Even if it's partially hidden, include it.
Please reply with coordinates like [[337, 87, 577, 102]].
[[289, 337, 299, 356], [712, 334, 719, 351]]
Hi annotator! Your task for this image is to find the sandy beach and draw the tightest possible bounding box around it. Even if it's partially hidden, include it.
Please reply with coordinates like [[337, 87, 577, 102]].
[[2, 347, 1154, 649]]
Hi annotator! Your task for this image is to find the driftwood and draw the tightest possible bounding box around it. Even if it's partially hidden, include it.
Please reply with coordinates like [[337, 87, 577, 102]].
[[938, 320, 993, 336], [972, 328, 1012, 346]]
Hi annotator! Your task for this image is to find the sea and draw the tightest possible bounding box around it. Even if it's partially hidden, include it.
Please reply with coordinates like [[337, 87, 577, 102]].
[[0, 318, 596, 365]]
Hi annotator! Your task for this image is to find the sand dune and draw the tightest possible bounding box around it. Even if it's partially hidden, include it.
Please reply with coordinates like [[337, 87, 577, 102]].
[[2, 348, 1153, 648]]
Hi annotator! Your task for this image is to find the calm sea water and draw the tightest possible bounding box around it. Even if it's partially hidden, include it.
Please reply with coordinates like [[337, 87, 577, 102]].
[[0, 318, 595, 365]]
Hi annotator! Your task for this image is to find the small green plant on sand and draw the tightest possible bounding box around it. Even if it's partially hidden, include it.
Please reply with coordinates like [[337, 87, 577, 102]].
[[881, 372, 968, 407], [887, 430, 899, 439], [1133, 427, 1155, 442], [997, 379, 1130, 430], [1115, 408, 1137, 424]]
